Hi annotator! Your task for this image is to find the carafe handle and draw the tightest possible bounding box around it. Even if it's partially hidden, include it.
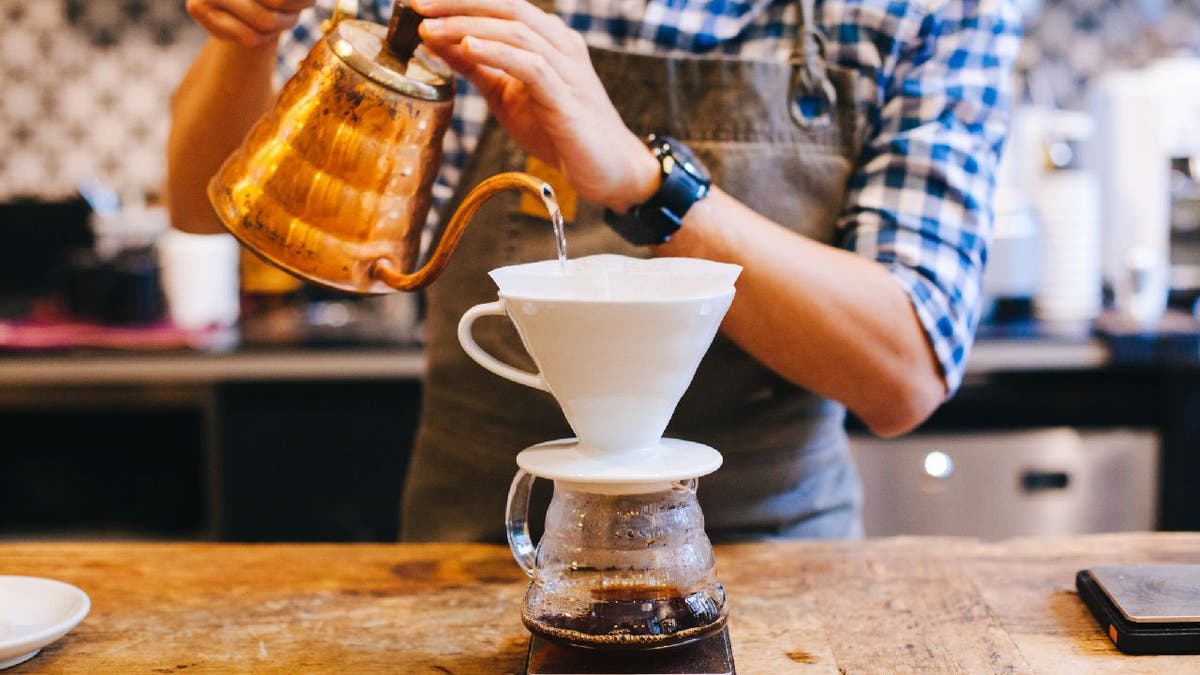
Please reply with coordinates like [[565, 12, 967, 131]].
[[505, 469, 538, 577], [458, 302, 550, 391]]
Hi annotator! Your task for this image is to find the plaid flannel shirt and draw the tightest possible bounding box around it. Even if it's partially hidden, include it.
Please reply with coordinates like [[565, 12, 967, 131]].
[[278, 0, 1021, 394]]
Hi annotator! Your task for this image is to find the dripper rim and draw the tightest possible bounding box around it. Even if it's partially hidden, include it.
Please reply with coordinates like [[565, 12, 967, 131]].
[[489, 254, 742, 304], [497, 288, 736, 305]]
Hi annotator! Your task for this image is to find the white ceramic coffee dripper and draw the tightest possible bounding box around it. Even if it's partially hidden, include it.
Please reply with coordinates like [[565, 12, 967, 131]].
[[458, 254, 741, 487], [458, 254, 741, 650]]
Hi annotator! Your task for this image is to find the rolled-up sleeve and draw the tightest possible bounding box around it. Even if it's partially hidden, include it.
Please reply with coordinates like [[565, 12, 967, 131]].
[[836, 0, 1022, 395]]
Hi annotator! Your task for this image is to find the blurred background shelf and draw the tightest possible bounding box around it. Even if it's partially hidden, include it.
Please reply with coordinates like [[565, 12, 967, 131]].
[[0, 347, 425, 386], [966, 335, 1109, 374]]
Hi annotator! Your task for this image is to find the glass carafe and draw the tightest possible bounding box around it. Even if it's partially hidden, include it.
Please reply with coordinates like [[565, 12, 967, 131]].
[[506, 472, 728, 650]]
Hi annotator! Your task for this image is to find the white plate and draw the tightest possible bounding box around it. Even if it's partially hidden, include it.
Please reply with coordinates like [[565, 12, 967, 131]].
[[0, 576, 90, 670]]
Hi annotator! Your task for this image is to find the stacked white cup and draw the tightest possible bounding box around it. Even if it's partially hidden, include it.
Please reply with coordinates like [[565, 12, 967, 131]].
[[156, 229, 241, 330], [1032, 110, 1103, 325]]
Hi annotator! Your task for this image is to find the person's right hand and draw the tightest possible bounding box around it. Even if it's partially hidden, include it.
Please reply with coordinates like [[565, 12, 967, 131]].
[[186, 0, 315, 47]]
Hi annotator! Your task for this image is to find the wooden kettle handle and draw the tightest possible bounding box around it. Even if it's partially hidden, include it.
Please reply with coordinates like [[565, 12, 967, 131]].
[[386, 0, 424, 61]]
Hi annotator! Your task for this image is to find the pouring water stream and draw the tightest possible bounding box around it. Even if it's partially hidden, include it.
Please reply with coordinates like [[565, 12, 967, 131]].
[[538, 182, 568, 269]]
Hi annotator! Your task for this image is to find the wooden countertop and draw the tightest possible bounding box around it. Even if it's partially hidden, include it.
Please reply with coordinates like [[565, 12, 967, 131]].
[[2, 533, 1196, 673]]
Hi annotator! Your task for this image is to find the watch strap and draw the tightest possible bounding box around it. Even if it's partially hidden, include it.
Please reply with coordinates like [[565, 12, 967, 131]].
[[604, 135, 710, 246]]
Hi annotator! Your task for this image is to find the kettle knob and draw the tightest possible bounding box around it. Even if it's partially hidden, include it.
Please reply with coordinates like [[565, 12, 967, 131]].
[[386, 0, 424, 61]]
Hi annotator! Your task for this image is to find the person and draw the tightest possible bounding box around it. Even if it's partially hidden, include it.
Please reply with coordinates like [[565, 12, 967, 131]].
[[169, 0, 1020, 541]]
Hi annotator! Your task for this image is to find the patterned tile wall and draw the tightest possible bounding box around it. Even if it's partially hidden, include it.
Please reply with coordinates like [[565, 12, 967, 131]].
[[0, 1, 203, 202], [1024, 0, 1200, 108], [0, 0, 1196, 203]]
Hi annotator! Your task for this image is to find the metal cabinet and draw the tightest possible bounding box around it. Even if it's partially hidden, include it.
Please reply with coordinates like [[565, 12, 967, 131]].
[[849, 428, 1159, 538]]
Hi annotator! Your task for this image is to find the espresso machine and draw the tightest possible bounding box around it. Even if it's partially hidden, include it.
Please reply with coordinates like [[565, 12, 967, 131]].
[[1090, 56, 1200, 326], [459, 254, 741, 673]]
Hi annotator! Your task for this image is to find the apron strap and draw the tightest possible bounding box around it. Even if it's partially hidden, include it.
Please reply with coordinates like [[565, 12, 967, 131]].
[[788, 0, 837, 129]]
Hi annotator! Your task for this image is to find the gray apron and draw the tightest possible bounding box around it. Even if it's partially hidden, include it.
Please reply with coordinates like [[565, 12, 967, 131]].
[[401, 0, 866, 542]]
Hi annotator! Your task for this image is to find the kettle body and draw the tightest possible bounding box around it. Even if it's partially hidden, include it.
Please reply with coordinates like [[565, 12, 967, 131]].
[[208, 18, 455, 294]]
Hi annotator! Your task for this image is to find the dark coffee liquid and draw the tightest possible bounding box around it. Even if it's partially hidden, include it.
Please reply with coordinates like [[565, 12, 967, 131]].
[[525, 584, 726, 650]]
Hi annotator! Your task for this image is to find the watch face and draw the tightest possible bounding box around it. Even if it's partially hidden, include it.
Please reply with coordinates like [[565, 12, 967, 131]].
[[655, 135, 712, 184]]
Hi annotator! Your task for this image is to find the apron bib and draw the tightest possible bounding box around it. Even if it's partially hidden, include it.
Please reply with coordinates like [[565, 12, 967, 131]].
[[402, 0, 867, 541]]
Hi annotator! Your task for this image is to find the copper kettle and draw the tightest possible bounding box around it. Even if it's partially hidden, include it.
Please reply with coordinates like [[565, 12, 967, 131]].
[[207, 1, 552, 293]]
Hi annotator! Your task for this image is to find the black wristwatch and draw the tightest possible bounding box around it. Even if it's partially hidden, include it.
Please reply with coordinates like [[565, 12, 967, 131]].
[[604, 133, 712, 246]]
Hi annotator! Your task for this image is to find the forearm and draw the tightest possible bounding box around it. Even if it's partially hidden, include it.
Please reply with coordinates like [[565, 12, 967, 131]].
[[656, 188, 945, 437], [166, 38, 278, 233]]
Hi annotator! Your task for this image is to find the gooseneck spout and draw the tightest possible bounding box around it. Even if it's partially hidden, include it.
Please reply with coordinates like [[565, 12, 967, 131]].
[[369, 171, 554, 291]]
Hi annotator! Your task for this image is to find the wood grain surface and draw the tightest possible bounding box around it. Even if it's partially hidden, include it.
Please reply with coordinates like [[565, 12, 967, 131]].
[[1, 533, 1197, 673]]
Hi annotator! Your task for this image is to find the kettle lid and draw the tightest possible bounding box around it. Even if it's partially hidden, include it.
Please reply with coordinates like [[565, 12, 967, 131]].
[[328, 11, 454, 102]]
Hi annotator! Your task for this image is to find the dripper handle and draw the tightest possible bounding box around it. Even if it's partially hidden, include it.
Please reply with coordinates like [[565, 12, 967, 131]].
[[505, 469, 539, 577], [458, 301, 550, 392]]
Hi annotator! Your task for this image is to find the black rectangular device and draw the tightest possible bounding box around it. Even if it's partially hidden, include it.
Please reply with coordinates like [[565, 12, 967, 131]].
[[1076, 565, 1200, 655]]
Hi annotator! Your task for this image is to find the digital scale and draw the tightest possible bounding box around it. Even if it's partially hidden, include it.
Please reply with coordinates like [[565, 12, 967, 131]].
[[1077, 564, 1200, 654], [526, 627, 735, 674]]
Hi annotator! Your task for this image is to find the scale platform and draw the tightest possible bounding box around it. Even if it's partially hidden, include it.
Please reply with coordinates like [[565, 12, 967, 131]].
[[525, 627, 735, 674]]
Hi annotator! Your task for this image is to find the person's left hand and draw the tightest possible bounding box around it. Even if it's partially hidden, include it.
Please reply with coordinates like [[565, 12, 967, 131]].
[[414, 0, 658, 212]]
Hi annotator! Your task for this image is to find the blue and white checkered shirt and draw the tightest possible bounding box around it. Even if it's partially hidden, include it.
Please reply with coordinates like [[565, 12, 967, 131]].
[[278, 0, 1021, 394]]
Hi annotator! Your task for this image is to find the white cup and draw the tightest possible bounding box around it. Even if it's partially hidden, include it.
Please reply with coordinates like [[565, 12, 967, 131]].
[[156, 229, 241, 330]]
